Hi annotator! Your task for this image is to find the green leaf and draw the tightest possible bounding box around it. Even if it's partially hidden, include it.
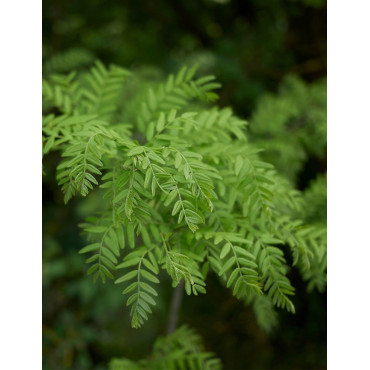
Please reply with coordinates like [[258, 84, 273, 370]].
[[172, 201, 181, 216], [164, 189, 177, 206], [101, 247, 118, 263], [85, 226, 106, 233], [168, 109, 177, 123], [127, 146, 144, 156], [117, 257, 141, 269], [156, 112, 165, 132], [227, 268, 239, 288], [127, 223, 135, 249], [140, 269, 160, 283], [116, 226, 125, 249], [220, 242, 231, 259], [87, 264, 98, 275], [79, 243, 100, 254], [175, 152, 182, 168], [235, 155, 243, 175], [144, 169, 152, 188], [115, 270, 138, 284], [141, 282, 158, 296], [143, 259, 157, 274], [122, 282, 138, 295], [218, 256, 236, 276], [101, 265, 114, 279], [147, 151, 165, 164]]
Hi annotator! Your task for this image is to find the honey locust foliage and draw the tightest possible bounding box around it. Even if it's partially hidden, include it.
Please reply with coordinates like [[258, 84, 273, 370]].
[[249, 75, 327, 183], [43, 61, 327, 331], [109, 325, 221, 370]]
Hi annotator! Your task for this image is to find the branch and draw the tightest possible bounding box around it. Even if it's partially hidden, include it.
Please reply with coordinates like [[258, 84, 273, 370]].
[[167, 280, 185, 334]]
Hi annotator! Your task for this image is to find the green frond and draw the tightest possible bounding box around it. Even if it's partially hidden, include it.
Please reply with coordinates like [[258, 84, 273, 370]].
[[115, 246, 160, 328], [56, 120, 115, 201], [250, 75, 326, 182], [201, 231, 262, 298], [42, 72, 82, 114], [252, 295, 279, 333], [78, 219, 123, 283], [109, 325, 222, 370], [136, 65, 221, 134], [254, 238, 296, 313], [161, 234, 206, 295], [43, 48, 95, 75], [80, 61, 131, 121], [42, 61, 327, 330]]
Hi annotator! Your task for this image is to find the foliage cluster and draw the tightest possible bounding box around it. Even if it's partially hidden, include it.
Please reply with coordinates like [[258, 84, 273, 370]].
[[42, 1, 327, 367], [249, 75, 326, 183], [109, 325, 221, 370], [42, 61, 326, 341]]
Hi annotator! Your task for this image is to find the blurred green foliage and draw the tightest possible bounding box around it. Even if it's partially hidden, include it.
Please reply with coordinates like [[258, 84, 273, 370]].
[[43, 0, 326, 115], [42, 0, 326, 369], [109, 325, 222, 369], [249, 75, 326, 184]]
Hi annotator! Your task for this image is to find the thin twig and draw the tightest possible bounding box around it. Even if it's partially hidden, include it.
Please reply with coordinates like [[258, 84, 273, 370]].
[[167, 281, 185, 334]]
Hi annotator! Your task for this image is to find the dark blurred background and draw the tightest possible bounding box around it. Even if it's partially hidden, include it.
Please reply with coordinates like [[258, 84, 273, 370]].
[[42, 0, 327, 369]]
